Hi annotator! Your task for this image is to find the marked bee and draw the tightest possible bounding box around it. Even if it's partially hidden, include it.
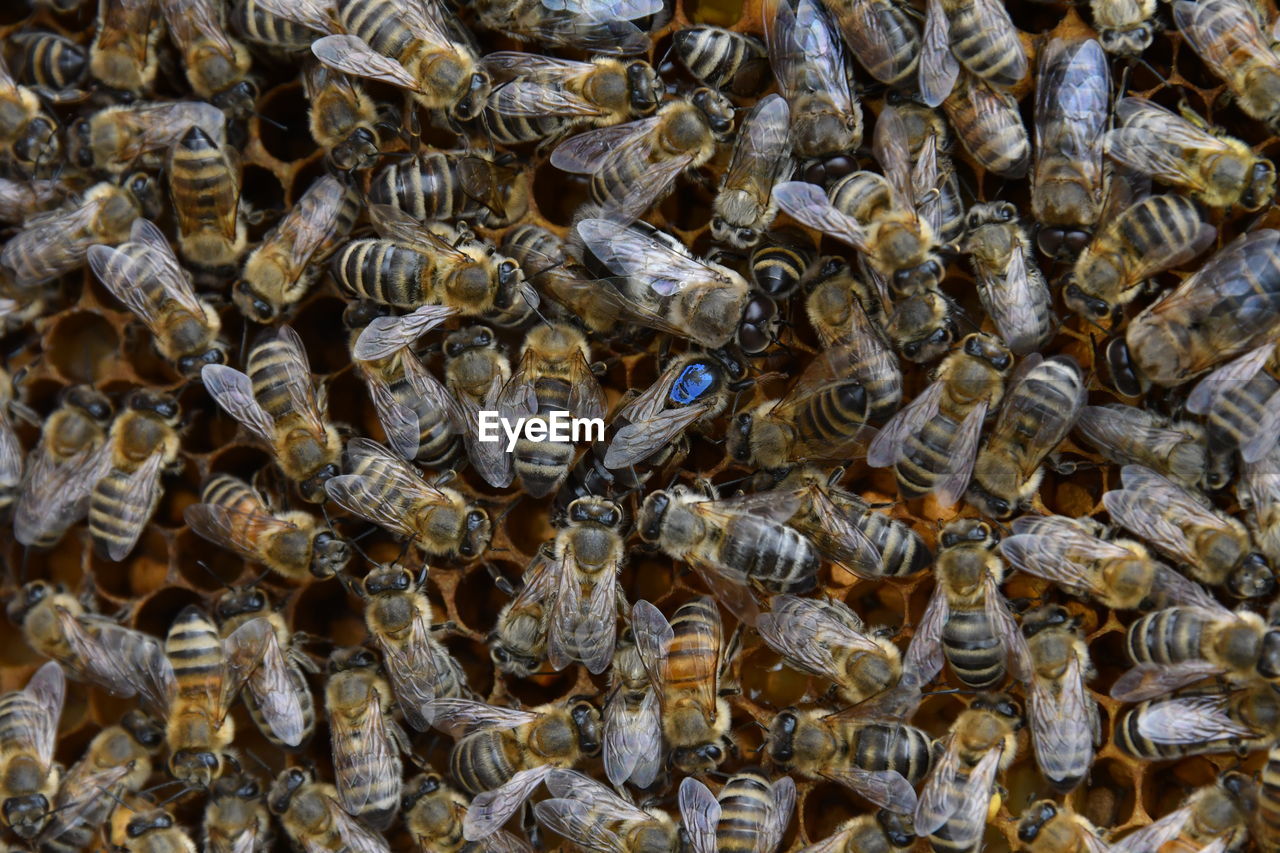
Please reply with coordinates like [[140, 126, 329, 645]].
[[918, 0, 1026, 107], [1108, 772, 1255, 852], [1105, 97, 1276, 210], [1017, 801, 1110, 853], [673, 26, 770, 97], [268, 767, 391, 853], [534, 768, 680, 853], [602, 629, 662, 789], [679, 770, 795, 853], [471, 0, 662, 54], [0, 52, 61, 175], [90, 0, 162, 92], [202, 773, 270, 853], [1175, 0, 1280, 130], [202, 325, 343, 503], [0, 662, 64, 840], [404, 770, 535, 853], [88, 218, 227, 378], [796, 812, 916, 853], [167, 125, 245, 270], [160, 0, 254, 113], [71, 100, 226, 174], [107, 803, 197, 853], [943, 71, 1031, 179], [0, 177, 66, 224], [369, 149, 530, 228], [1104, 464, 1275, 599], [1188, 340, 1280, 471], [1118, 681, 1280, 761], [711, 93, 792, 249], [961, 202, 1053, 355]]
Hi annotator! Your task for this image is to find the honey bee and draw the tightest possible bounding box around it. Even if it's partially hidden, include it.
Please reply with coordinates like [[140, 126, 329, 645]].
[[575, 218, 752, 350], [504, 224, 621, 332], [107, 803, 197, 853], [960, 202, 1053, 355], [213, 586, 317, 749], [631, 597, 734, 775], [0, 371, 23, 515], [678, 770, 796, 853], [942, 71, 1031, 179], [1105, 97, 1276, 210], [481, 52, 661, 147], [0, 53, 62, 175], [797, 812, 916, 853], [236, 174, 361, 323], [12, 32, 90, 100], [1239, 448, 1280, 566], [822, 0, 920, 85], [915, 694, 1021, 853], [268, 767, 390, 853], [444, 324, 512, 408], [1175, 0, 1280, 129], [230, 0, 331, 53], [867, 333, 1013, 506], [1260, 743, 1280, 851], [1017, 801, 1110, 853], [471, 0, 661, 55], [487, 558, 551, 678], [202, 325, 343, 503], [423, 696, 602, 840], [763, 0, 862, 169], [369, 149, 530, 228], [0, 662, 64, 840], [311, 0, 490, 121], [301, 63, 380, 172], [636, 486, 819, 624], [71, 100, 226, 175], [1064, 194, 1214, 324], [1106, 229, 1280, 395], [0, 173, 156, 290], [888, 95, 966, 244], [918, 0, 1026, 107], [750, 228, 814, 299], [160, 0, 254, 112], [673, 26, 770, 97], [710, 94, 792, 249], [764, 705, 931, 814], [1108, 772, 1254, 852], [88, 389, 182, 561], [1017, 606, 1099, 794], [324, 438, 492, 559], [184, 473, 351, 582], [0, 177, 66, 224], [602, 629, 662, 789], [359, 561, 473, 732], [90, 0, 162, 92], [203, 773, 270, 853], [88, 218, 227, 378], [404, 770, 535, 853], [167, 125, 245, 270], [534, 768, 679, 853], [757, 594, 903, 706], [1188, 340, 1280, 473], [38, 711, 162, 853], [1104, 464, 1275, 599]]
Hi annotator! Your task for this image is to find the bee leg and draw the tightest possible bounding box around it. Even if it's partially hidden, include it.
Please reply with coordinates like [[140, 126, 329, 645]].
[[1045, 452, 1095, 475], [430, 620, 457, 634]]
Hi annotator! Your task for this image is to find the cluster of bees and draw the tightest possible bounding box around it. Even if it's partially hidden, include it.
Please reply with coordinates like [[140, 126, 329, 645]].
[[3, 0, 1280, 848]]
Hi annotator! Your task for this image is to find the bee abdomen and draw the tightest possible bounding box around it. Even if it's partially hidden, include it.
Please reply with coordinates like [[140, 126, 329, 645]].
[[949, 7, 1023, 89], [170, 127, 237, 232], [716, 772, 774, 851], [247, 663, 315, 749], [898, 416, 960, 498], [89, 468, 161, 558], [332, 239, 432, 308], [723, 519, 818, 594], [450, 731, 516, 795], [846, 722, 933, 783], [942, 607, 1006, 688], [858, 511, 933, 576], [1259, 744, 1280, 846], [1126, 608, 1207, 665], [337, 0, 415, 59]]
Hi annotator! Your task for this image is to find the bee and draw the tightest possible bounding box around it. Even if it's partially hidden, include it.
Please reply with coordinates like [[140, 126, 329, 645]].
[[763, 0, 862, 170], [575, 218, 752, 350], [631, 597, 735, 775], [960, 202, 1053, 355], [1029, 38, 1109, 259], [471, 0, 660, 55], [1188, 341, 1280, 474], [552, 88, 733, 222], [867, 333, 1014, 506], [1105, 97, 1276, 210], [1122, 682, 1279, 778], [0, 173, 156, 291], [1175, 0, 1280, 129], [444, 325, 512, 408], [38, 711, 162, 853], [1104, 464, 1275, 599], [1064, 194, 1214, 324], [481, 52, 661, 147], [636, 486, 819, 624], [889, 95, 965, 245], [487, 558, 551, 678], [369, 149, 531, 228], [1106, 229, 1280, 395], [0, 371, 23, 515], [311, 0, 490, 121], [750, 228, 814, 299], [0, 56, 60, 175], [88, 218, 227, 379], [268, 768, 391, 853], [88, 389, 182, 562], [0, 177, 66, 224], [70, 100, 226, 174], [764, 705, 931, 814], [90, 0, 162, 92], [202, 774, 270, 853], [905, 519, 1025, 690], [673, 26, 770, 97], [167, 125, 245, 271], [302, 63, 380, 171], [404, 770, 535, 853], [534, 768, 680, 853], [423, 696, 603, 840], [678, 770, 796, 853], [821, 0, 919, 85], [202, 325, 343, 503], [1239, 448, 1280, 566], [236, 174, 361, 323], [0, 662, 64, 840], [212, 587, 317, 749], [230, 0, 332, 55], [324, 647, 408, 830], [503, 224, 621, 332], [602, 629, 663, 789], [796, 812, 916, 853], [1000, 514, 1228, 611], [757, 595, 903, 706], [1260, 743, 1280, 851], [1017, 606, 1100, 794], [942, 71, 1031, 179], [1109, 772, 1254, 852], [324, 437, 492, 560], [160, 0, 254, 113], [11, 32, 90, 99], [915, 693, 1021, 853], [967, 356, 1086, 519], [918, 0, 1026, 107], [358, 561, 473, 732], [710, 94, 792, 249], [107, 804, 197, 853], [1016, 801, 1110, 853]]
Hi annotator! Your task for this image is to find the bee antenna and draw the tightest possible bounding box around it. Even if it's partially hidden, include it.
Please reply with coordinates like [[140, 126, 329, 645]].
[[194, 560, 234, 590], [243, 747, 274, 774], [253, 111, 288, 132], [156, 784, 195, 807]]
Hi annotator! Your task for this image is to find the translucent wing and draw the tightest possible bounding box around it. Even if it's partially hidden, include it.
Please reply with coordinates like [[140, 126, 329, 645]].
[[13, 443, 101, 547], [764, 0, 857, 120], [915, 736, 964, 836], [757, 595, 885, 683], [762, 776, 796, 853], [375, 611, 443, 731], [162, 0, 238, 61], [312, 35, 423, 92], [482, 51, 593, 79], [1110, 660, 1228, 702], [463, 765, 554, 841], [919, 0, 958, 107], [352, 305, 458, 361], [772, 182, 869, 251], [330, 799, 392, 853], [102, 450, 167, 561], [460, 374, 514, 488], [1109, 807, 1191, 853], [1074, 405, 1207, 487], [867, 377, 945, 468], [1029, 654, 1096, 790], [678, 778, 721, 853], [823, 764, 918, 815], [39, 763, 132, 847], [23, 662, 64, 766], [1103, 466, 1222, 566], [241, 0, 332, 32], [399, 0, 470, 51], [720, 94, 792, 210], [1035, 38, 1108, 201], [78, 616, 175, 714], [630, 599, 675, 690], [830, 0, 919, 84], [1175, 0, 1280, 86], [603, 687, 661, 788], [358, 364, 425, 462], [793, 481, 882, 577], [331, 687, 398, 816], [532, 799, 627, 853], [980, 239, 1051, 356], [272, 325, 328, 436], [933, 399, 988, 507], [999, 516, 1137, 598], [1134, 693, 1262, 744], [422, 697, 540, 739], [225, 618, 306, 745], [901, 586, 947, 688], [939, 749, 1003, 850], [202, 365, 275, 443], [577, 218, 738, 297], [183, 502, 297, 564], [550, 118, 661, 174], [489, 80, 607, 118]]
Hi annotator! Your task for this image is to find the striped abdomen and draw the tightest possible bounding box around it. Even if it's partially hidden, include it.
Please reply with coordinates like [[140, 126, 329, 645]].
[[247, 661, 315, 750], [1259, 743, 1280, 848], [337, 0, 417, 61], [327, 671, 401, 828], [450, 729, 519, 794], [840, 721, 933, 784], [836, 0, 920, 84], [942, 605, 1005, 688], [1206, 369, 1280, 455], [332, 240, 432, 308], [486, 106, 564, 146], [89, 463, 162, 559], [716, 771, 775, 853], [897, 413, 963, 499], [666, 598, 721, 696], [791, 380, 870, 450], [201, 472, 267, 515], [943, 78, 1030, 178], [230, 0, 320, 51], [672, 27, 766, 93], [720, 515, 819, 594], [946, 0, 1024, 89], [1125, 608, 1212, 666], [369, 152, 493, 222], [169, 126, 239, 258], [167, 608, 223, 704], [855, 508, 933, 576]]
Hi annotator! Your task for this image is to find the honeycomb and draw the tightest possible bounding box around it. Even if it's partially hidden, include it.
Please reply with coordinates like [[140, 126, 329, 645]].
[[0, 0, 1277, 849]]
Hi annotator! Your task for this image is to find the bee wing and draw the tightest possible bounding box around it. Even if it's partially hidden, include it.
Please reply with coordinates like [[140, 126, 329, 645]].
[[21, 662, 64, 766], [765, 0, 857, 118], [283, 175, 356, 273], [1105, 100, 1227, 191], [327, 797, 391, 853], [606, 155, 701, 224], [352, 306, 459, 361], [933, 398, 988, 507], [721, 94, 792, 209], [272, 325, 329, 434], [630, 599, 675, 688], [986, 573, 1030, 683], [772, 182, 869, 252], [400, 0, 471, 51], [1103, 467, 1215, 567], [823, 764, 917, 815], [102, 450, 166, 561], [795, 828, 859, 853], [605, 400, 711, 469], [1074, 405, 1206, 486], [479, 832, 537, 853], [678, 777, 722, 853], [939, 748, 1003, 850], [1029, 654, 1096, 790], [998, 520, 1118, 598], [312, 35, 424, 92], [14, 444, 100, 547], [489, 80, 608, 118], [532, 799, 629, 853], [866, 376, 945, 468], [757, 595, 884, 681], [375, 612, 445, 731], [1036, 38, 1108, 180], [461, 375, 515, 488], [548, 545, 618, 674], [693, 488, 803, 523], [546, 545, 581, 672], [357, 364, 426, 462], [226, 618, 307, 746], [1108, 807, 1191, 853], [564, 351, 607, 421], [576, 219, 733, 297], [901, 586, 947, 690], [544, 768, 644, 815], [551, 118, 662, 174], [1241, 393, 1280, 463], [481, 51, 591, 80], [1135, 692, 1263, 744], [161, 0, 239, 60], [80, 616, 176, 713], [39, 763, 132, 847], [1175, 0, 1280, 82], [95, 0, 158, 81], [919, 0, 958, 107], [202, 365, 275, 443], [423, 697, 540, 739], [332, 688, 399, 817], [786, 484, 882, 578], [983, 239, 1052, 356], [243, 0, 332, 32], [464, 765, 554, 842], [324, 476, 426, 542], [603, 687, 662, 788], [761, 776, 797, 853], [128, 218, 208, 315], [401, 354, 467, 430], [183, 501, 298, 563], [1109, 659, 1230, 702]]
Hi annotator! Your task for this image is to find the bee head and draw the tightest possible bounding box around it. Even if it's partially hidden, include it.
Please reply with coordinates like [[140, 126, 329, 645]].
[[1242, 159, 1276, 210], [1228, 552, 1275, 599], [626, 61, 661, 114], [65, 386, 114, 422], [2, 793, 50, 838], [169, 748, 224, 788], [233, 281, 280, 324], [213, 586, 269, 624], [122, 710, 165, 749], [451, 70, 491, 122], [268, 768, 311, 814], [637, 490, 673, 542], [1017, 800, 1059, 842], [568, 497, 625, 530], [300, 463, 340, 503], [403, 772, 443, 810], [567, 697, 602, 756], [459, 507, 491, 559], [877, 809, 917, 848], [311, 530, 352, 578], [1102, 337, 1142, 397], [126, 809, 173, 838], [7, 581, 59, 624]]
